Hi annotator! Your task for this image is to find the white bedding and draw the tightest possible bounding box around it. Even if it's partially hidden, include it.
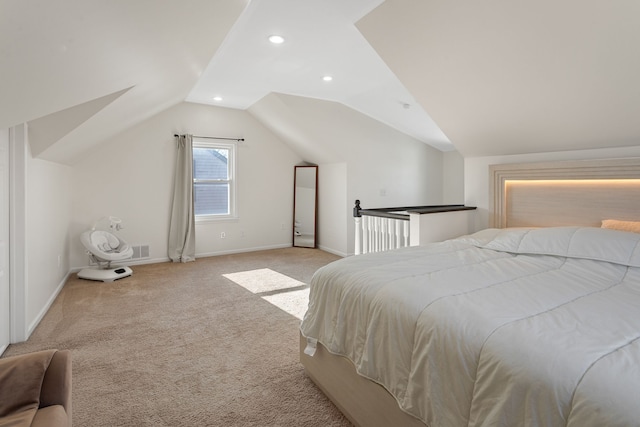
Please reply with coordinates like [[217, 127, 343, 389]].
[[300, 227, 640, 426]]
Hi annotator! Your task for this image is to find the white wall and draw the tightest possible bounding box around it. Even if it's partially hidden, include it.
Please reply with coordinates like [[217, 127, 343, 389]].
[[319, 148, 445, 257], [70, 102, 302, 268], [25, 132, 73, 336], [317, 163, 348, 256], [316, 148, 444, 257], [443, 150, 464, 204], [465, 145, 640, 232], [343, 131, 443, 255], [2, 123, 72, 343], [250, 94, 447, 256]]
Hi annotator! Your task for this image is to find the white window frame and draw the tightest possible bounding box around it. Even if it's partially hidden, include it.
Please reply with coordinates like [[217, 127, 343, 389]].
[[192, 138, 237, 222]]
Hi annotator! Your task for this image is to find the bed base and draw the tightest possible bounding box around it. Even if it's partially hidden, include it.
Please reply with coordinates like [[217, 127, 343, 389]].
[[299, 334, 426, 427]]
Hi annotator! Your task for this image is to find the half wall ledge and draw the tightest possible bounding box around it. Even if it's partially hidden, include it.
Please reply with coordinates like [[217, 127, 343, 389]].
[[353, 201, 476, 254]]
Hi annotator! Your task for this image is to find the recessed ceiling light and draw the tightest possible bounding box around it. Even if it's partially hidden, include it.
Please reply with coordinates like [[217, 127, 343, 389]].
[[268, 35, 285, 44], [323, 75, 333, 82], [213, 96, 223, 101]]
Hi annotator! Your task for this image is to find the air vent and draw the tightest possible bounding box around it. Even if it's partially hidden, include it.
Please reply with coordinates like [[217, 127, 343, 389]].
[[130, 244, 150, 261]]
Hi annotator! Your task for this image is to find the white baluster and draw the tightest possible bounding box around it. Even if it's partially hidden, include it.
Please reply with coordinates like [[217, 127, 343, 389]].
[[364, 216, 370, 254], [354, 216, 362, 255], [370, 216, 375, 253], [357, 213, 410, 254], [380, 218, 387, 251], [403, 221, 410, 247], [380, 218, 389, 251], [370, 217, 375, 253]]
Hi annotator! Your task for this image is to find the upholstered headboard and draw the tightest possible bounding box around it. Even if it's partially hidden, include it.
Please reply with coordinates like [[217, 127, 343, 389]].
[[489, 158, 640, 228]]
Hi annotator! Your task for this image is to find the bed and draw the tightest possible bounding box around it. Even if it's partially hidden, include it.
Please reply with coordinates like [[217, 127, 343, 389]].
[[299, 158, 640, 427]]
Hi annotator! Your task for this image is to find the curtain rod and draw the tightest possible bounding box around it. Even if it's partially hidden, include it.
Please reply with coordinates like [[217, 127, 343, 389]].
[[174, 134, 244, 142]]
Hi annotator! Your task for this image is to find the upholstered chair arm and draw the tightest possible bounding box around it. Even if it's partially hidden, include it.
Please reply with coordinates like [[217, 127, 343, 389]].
[[39, 350, 72, 425], [0, 349, 72, 427]]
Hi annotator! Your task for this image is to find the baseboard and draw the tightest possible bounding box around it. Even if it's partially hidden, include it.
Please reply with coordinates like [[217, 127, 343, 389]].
[[72, 244, 297, 271], [119, 257, 170, 266], [317, 244, 348, 258], [27, 271, 70, 338], [195, 243, 292, 259]]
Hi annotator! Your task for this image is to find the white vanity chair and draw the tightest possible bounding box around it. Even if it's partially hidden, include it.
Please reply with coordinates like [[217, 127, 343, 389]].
[[77, 217, 133, 282]]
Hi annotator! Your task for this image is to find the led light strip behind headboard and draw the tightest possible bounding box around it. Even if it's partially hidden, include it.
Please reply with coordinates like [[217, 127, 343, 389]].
[[490, 158, 640, 228]]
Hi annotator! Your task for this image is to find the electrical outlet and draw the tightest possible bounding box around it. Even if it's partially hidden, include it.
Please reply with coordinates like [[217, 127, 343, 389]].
[[220, 232, 226, 239], [240, 230, 245, 238]]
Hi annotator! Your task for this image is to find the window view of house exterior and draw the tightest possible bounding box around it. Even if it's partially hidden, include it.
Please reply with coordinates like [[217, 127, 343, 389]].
[[192, 140, 236, 219]]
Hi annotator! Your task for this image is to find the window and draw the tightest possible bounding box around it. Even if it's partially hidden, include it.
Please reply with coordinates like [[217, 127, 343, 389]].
[[192, 138, 236, 220]]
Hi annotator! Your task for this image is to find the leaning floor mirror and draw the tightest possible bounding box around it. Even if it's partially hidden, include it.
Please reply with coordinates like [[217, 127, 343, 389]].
[[293, 165, 318, 248]]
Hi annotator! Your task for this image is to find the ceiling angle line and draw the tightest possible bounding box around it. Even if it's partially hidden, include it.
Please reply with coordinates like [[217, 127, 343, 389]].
[[173, 134, 245, 142]]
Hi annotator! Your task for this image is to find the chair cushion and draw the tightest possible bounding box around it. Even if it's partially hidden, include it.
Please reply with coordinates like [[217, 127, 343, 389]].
[[81, 230, 133, 261], [31, 405, 68, 427], [0, 350, 56, 419], [90, 230, 120, 252], [0, 407, 37, 427]]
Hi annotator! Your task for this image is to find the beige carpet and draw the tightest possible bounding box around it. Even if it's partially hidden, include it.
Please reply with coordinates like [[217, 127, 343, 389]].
[[3, 247, 352, 427]]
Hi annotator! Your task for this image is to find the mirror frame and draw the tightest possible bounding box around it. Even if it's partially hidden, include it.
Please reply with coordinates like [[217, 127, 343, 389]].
[[292, 165, 318, 248]]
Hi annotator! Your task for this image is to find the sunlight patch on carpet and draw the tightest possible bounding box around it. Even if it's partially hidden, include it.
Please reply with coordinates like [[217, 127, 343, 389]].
[[223, 268, 308, 319], [263, 288, 310, 320]]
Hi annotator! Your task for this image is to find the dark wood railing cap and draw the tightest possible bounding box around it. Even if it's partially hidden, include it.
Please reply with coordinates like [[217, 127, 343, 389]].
[[353, 200, 476, 220]]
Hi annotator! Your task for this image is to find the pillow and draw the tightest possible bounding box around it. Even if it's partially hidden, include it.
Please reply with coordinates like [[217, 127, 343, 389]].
[[470, 226, 640, 267], [0, 350, 57, 418], [601, 219, 640, 234]]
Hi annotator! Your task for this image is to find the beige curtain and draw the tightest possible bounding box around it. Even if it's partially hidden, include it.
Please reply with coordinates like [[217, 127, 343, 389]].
[[168, 134, 196, 262]]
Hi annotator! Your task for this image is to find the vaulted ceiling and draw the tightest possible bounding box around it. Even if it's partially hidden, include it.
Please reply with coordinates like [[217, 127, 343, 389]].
[[359, 0, 640, 157], [2, 0, 639, 164], [1, 0, 248, 164]]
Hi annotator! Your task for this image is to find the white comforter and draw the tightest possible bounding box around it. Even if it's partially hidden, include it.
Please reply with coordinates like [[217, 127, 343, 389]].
[[300, 227, 640, 427]]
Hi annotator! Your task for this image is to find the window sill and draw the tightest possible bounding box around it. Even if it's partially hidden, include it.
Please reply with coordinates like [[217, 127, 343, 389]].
[[195, 215, 238, 224]]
